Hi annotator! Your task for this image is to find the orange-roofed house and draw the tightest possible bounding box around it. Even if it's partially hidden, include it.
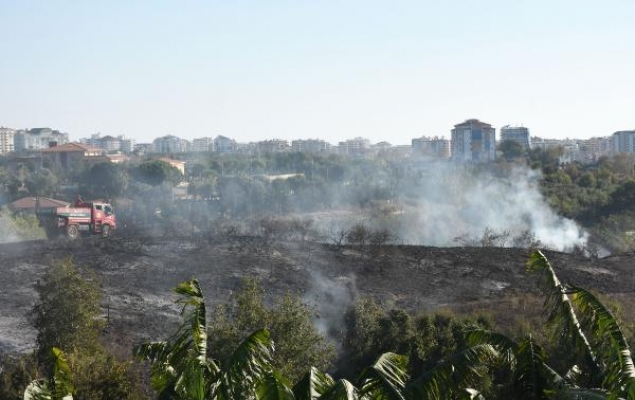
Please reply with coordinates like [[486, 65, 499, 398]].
[[40, 142, 105, 170], [9, 196, 69, 214]]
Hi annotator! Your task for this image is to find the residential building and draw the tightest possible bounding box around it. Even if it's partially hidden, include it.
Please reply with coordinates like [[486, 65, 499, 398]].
[[291, 139, 331, 153], [613, 130, 635, 154], [120, 137, 135, 154], [411, 136, 451, 159], [338, 137, 371, 155], [451, 119, 496, 163], [532, 137, 581, 163], [152, 135, 191, 154], [100, 135, 122, 152], [256, 139, 289, 154], [14, 128, 69, 152], [500, 125, 531, 150], [214, 135, 237, 154], [0, 127, 16, 154], [192, 137, 214, 153], [133, 143, 152, 156], [578, 137, 613, 163], [81, 133, 134, 153], [40, 142, 104, 170]]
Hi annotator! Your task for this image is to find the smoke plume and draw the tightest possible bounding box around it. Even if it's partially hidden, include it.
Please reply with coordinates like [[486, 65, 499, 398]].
[[405, 164, 587, 250]]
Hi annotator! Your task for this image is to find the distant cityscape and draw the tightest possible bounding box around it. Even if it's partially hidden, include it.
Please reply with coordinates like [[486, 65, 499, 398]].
[[1, 119, 634, 166]]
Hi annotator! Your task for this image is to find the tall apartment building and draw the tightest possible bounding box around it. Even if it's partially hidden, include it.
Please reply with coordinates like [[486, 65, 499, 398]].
[[451, 119, 496, 163], [500, 125, 531, 150], [291, 139, 331, 153], [14, 128, 69, 152], [152, 135, 191, 154], [411, 136, 451, 159], [192, 137, 214, 153], [613, 130, 635, 154], [0, 127, 16, 154]]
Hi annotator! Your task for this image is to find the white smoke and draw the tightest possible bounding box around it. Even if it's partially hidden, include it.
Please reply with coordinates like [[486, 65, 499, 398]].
[[0, 214, 23, 244], [302, 270, 356, 342], [407, 163, 587, 250]]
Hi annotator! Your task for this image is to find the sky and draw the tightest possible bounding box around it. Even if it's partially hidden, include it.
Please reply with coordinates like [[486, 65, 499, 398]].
[[1, 1, 634, 145]]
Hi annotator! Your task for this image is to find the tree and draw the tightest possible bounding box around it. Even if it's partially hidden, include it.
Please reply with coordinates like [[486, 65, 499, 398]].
[[24, 168, 58, 198], [499, 140, 526, 162], [30, 258, 103, 364], [80, 162, 128, 199], [131, 160, 183, 187], [28, 258, 139, 399], [209, 278, 336, 383]]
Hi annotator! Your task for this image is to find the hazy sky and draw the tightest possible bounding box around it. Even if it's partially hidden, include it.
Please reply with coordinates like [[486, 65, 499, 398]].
[[1, 1, 634, 145]]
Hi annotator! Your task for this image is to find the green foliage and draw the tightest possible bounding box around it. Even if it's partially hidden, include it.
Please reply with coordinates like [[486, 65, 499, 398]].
[[293, 367, 336, 399], [0, 353, 38, 400], [135, 279, 293, 400], [24, 347, 74, 400], [80, 162, 128, 199], [358, 352, 409, 399], [0, 210, 46, 241], [209, 278, 336, 383], [24, 168, 58, 198], [131, 160, 182, 187], [27, 258, 141, 399], [527, 250, 635, 398], [30, 258, 103, 363], [498, 140, 527, 162], [340, 297, 491, 381]]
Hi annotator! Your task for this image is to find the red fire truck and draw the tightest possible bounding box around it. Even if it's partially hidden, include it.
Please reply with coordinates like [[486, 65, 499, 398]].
[[37, 197, 117, 239]]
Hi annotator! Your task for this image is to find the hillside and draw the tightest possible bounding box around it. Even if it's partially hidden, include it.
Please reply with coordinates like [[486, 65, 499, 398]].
[[1, 236, 634, 354]]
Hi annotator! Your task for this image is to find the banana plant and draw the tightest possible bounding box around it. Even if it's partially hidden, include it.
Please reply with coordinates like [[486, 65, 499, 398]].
[[358, 352, 409, 399], [528, 250, 635, 398], [404, 344, 498, 399], [134, 279, 292, 400], [24, 347, 74, 400]]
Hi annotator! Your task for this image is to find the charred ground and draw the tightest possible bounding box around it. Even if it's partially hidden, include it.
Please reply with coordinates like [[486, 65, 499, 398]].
[[1, 236, 634, 354]]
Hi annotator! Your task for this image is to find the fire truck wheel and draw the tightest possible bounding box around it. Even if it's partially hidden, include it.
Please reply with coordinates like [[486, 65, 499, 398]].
[[102, 224, 111, 237], [67, 224, 79, 239]]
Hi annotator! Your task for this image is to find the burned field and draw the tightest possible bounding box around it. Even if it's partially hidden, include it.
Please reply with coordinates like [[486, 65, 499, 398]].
[[1, 236, 634, 354]]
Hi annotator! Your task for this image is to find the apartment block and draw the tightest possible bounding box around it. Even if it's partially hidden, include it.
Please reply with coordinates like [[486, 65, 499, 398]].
[[613, 130, 635, 154], [152, 135, 191, 154], [14, 128, 69, 152], [451, 119, 496, 163], [0, 127, 16, 154], [411, 136, 451, 159], [291, 139, 331, 153], [500, 125, 531, 150]]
